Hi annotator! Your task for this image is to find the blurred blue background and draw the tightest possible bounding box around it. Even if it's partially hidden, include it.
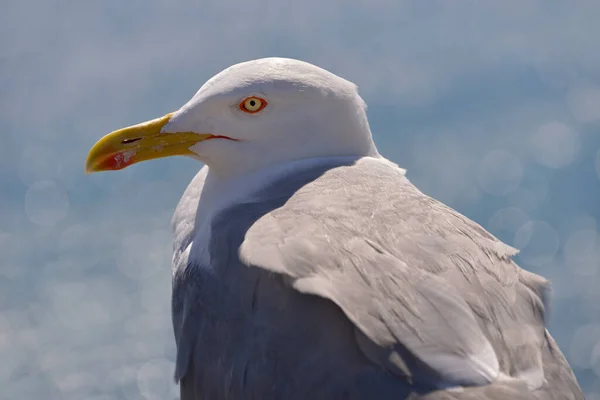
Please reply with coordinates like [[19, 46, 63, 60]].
[[1, 1, 600, 399]]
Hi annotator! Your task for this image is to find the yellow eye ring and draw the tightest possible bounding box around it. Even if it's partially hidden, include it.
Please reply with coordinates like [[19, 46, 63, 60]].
[[239, 96, 267, 114]]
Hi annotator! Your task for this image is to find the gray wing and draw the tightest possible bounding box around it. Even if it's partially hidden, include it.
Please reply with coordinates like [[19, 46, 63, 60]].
[[233, 158, 580, 395], [174, 157, 583, 399]]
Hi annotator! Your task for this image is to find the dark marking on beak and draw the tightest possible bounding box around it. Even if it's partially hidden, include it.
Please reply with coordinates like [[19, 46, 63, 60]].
[[121, 137, 142, 144]]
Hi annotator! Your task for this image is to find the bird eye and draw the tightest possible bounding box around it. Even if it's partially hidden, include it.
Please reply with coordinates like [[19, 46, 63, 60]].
[[239, 96, 267, 114]]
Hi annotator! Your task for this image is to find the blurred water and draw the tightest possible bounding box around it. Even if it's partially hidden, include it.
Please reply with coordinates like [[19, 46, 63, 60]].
[[1, 0, 600, 398]]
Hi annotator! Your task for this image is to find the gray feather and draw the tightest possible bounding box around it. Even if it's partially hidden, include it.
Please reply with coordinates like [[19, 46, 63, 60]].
[[173, 157, 583, 399]]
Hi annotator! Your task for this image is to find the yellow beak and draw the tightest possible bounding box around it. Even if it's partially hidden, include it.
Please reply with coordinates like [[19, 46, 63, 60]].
[[85, 113, 213, 174]]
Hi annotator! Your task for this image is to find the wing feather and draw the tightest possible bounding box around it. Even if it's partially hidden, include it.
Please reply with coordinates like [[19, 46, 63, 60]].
[[236, 158, 543, 389]]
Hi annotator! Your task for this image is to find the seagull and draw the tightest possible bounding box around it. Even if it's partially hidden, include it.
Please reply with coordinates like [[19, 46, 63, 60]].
[[85, 57, 584, 399]]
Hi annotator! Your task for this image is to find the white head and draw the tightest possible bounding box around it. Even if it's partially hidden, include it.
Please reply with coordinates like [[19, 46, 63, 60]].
[[85, 57, 378, 178]]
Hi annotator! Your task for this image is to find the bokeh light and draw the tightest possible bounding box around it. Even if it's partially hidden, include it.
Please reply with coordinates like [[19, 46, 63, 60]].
[[514, 220, 560, 266], [566, 84, 600, 123], [2, 1, 599, 398], [477, 150, 523, 196], [530, 122, 580, 169], [564, 229, 600, 277], [137, 358, 177, 400]]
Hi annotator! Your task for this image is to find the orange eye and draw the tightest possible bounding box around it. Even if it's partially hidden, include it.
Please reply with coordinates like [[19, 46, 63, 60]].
[[239, 96, 267, 114]]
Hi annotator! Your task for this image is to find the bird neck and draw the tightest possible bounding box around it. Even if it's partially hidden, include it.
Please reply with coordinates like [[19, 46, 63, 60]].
[[195, 155, 367, 228]]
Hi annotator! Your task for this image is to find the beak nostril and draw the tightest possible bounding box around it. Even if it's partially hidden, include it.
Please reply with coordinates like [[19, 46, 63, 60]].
[[122, 137, 142, 144]]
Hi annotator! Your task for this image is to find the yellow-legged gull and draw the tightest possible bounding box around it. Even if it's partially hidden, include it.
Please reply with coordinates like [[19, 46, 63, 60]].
[[85, 57, 583, 399]]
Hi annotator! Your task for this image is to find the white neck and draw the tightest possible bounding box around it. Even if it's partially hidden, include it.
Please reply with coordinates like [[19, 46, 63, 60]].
[[175, 155, 371, 268], [196, 155, 369, 228]]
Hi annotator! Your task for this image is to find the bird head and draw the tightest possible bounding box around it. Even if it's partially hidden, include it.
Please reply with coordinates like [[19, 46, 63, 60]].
[[85, 57, 378, 178]]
